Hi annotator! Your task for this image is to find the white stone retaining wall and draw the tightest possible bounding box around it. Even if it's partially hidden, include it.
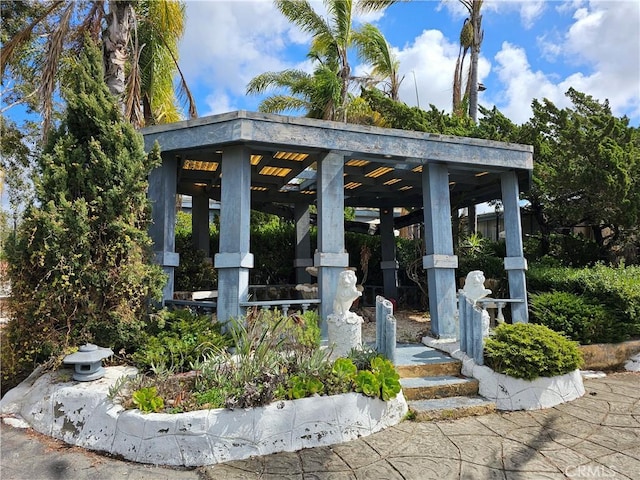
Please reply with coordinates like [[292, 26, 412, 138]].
[[460, 357, 585, 410], [422, 336, 585, 411], [0, 366, 408, 467]]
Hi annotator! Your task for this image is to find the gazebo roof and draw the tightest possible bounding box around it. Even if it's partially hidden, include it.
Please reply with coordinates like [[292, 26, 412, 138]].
[[141, 111, 533, 212]]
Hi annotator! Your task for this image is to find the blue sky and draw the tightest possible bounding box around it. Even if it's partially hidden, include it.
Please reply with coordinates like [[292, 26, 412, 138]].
[[178, 0, 640, 126]]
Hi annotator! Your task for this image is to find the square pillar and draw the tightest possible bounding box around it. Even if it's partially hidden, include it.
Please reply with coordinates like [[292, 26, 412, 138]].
[[148, 153, 179, 303], [501, 171, 529, 322], [315, 151, 349, 337], [422, 163, 458, 339], [294, 203, 313, 285], [380, 207, 398, 300], [192, 191, 210, 258], [214, 146, 253, 324]]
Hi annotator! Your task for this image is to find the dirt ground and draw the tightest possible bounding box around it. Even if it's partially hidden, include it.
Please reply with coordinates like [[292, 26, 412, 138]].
[[357, 307, 431, 344]]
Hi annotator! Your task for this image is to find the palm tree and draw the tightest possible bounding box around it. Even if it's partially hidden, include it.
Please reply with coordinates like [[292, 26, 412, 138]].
[[360, 0, 484, 122], [465, 0, 483, 123], [133, 0, 196, 127], [453, 18, 472, 117], [352, 23, 403, 101], [453, 0, 483, 122], [247, 63, 342, 120], [249, 0, 399, 122], [1, 0, 196, 135]]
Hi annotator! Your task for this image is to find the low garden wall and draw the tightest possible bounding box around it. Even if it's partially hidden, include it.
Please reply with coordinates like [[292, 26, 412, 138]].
[[0, 366, 408, 467], [422, 336, 585, 411]]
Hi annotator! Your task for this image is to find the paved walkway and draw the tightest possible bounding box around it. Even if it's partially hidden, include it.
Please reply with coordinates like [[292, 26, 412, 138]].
[[1, 373, 639, 480]]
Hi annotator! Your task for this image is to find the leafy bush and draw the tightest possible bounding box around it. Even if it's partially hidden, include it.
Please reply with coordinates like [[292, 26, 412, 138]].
[[132, 309, 229, 374], [257, 309, 321, 351], [530, 291, 617, 344], [174, 232, 217, 292], [455, 233, 506, 296], [484, 323, 583, 381], [527, 264, 640, 341]]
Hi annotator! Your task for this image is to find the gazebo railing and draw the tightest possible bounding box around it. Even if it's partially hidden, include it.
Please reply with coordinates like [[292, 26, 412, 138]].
[[458, 294, 525, 365], [239, 299, 321, 317]]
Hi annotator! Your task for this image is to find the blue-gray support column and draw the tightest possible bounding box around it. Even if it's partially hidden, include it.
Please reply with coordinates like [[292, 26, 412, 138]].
[[501, 171, 529, 322], [422, 163, 458, 338], [192, 191, 210, 258], [214, 146, 253, 324], [148, 153, 179, 302], [379, 208, 398, 300], [294, 203, 313, 285], [315, 151, 349, 338]]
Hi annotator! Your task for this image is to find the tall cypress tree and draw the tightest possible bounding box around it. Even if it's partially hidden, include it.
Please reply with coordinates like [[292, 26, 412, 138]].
[[3, 38, 165, 389]]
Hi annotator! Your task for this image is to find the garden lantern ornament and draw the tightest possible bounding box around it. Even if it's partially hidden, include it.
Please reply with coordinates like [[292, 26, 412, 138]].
[[63, 343, 113, 381]]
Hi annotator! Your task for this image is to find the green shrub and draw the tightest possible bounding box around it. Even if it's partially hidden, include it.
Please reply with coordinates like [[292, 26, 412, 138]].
[[246, 308, 321, 352], [530, 291, 617, 344], [2, 40, 165, 394], [484, 323, 583, 381], [174, 232, 217, 291], [527, 264, 640, 341], [132, 309, 228, 374]]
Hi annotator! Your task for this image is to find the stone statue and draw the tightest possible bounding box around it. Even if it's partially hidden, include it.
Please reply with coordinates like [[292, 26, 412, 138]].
[[461, 270, 492, 304], [332, 269, 362, 317], [327, 269, 364, 360]]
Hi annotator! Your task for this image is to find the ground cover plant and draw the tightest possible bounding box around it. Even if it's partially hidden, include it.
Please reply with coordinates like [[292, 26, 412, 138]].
[[484, 323, 583, 381], [111, 309, 401, 413]]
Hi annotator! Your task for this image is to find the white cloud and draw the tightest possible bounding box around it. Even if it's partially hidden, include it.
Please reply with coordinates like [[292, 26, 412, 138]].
[[518, 1, 546, 29], [492, 42, 571, 123], [203, 90, 235, 116], [492, 1, 640, 124], [179, 1, 392, 116], [179, 1, 298, 114], [438, 0, 547, 29], [564, 1, 640, 96], [393, 29, 490, 113]]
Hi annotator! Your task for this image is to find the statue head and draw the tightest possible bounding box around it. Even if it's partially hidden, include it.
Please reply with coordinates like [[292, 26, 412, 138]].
[[462, 270, 492, 302], [333, 269, 362, 316]]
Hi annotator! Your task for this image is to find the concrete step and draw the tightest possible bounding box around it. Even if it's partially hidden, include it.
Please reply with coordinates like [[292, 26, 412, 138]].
[[399, 375, 479, 401], [408, 396, 496, 422], [394, 343, 461, 378]]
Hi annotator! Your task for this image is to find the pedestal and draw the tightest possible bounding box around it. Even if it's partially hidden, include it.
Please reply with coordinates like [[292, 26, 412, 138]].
[[327, 312, 363, 360]]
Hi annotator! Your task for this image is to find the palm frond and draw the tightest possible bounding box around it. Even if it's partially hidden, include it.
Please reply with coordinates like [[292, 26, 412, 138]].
[[258, 95, 309, 115], [40, 3, 73, 139], [125, 21, 144, 128], [329, 0, 353, 47], [356, 0, 400, 13], [275, 0, 332, 38], [246, 70, 311, 95], [1, 0, 64, 77]]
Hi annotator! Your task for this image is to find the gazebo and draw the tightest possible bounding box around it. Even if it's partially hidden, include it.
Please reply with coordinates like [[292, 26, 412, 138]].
[[141, 111, 533, 339]]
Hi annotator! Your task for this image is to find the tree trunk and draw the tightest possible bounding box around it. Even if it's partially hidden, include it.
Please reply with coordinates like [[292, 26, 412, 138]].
[[103, 1, 133, 104], [468, 1, 483, 123]]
